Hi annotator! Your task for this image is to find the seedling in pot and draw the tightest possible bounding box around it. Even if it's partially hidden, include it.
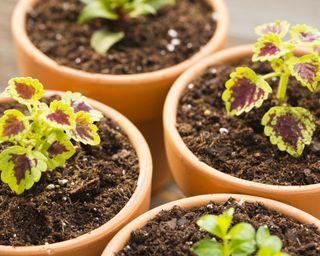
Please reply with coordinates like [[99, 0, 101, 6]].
[[192, 208, 289, 256], [222, 21, 320, 157], [0, 77, 102, 194], [78, 0, 176, 54]]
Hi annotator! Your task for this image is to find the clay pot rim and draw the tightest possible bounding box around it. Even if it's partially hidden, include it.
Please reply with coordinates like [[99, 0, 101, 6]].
[[104, 193, 320, 254], [11, 0, 229, 85], [0, 90, 153, 253], [163, 44, 320, 193]]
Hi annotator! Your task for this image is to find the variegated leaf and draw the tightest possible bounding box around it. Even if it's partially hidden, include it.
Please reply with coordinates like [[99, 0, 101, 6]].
[[262, 106, 316, 157], [68, 112, 100, 145], [287, 54, 320, 92], [0, 110, 29, 141], [253, 34, 289, 62], [62, 91, 103, 122], [0, 146, 47, 194], [290, 24, 320, 44], [41, 131, 76, 170], [222, 67, 272, 116], [44, 100, 75, 129], [255, 20, 290, 38], [5, 77, 44, 105]]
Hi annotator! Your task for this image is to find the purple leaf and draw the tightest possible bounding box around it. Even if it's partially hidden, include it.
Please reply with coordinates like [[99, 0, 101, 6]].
[[10, 153, 31, 184], [222, 67, 272, 116], [44, 100, 75, 129], [0, 110, 28, 140], [47, 141, 68, 158], [255, 20, 290, 38], [262, 107, 316, 157], [47, 109, 71, 126]]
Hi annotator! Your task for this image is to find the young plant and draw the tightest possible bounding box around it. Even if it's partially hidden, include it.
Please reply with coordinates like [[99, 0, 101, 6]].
[[78, 0, 176, 54], [222, 21, 320, 157], [191, 208, 289, 256], [0, 77, 102, 194]]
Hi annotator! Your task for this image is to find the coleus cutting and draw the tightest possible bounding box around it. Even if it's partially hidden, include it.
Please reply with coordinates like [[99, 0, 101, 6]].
[[192, 208, 289, 256], [78, 0, 175, 54], [222, 21, 320, 157], [0, 77, 102, 194]]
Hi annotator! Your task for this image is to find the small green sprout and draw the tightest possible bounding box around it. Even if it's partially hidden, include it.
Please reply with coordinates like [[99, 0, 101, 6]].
[[191, 208, 289, 256], [0, 77, 102, 194], [222, 21, 320, 157], [78, 0, 176, 54]]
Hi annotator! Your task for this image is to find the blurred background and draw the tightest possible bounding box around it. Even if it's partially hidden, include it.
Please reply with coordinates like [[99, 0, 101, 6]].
[[0, 0, 319, 206]]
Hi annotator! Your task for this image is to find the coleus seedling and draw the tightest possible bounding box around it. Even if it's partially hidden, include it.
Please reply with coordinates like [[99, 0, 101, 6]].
[[0, 77, 102, 194], [78, 0, 175, 54], [222, 21, 320, 157], [191, 208, 289, 256]]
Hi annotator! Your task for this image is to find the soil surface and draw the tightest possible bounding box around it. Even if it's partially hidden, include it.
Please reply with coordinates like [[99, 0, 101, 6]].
[[0, 96, 139, 246], [118, 198, 320, 255], [177, 59, 320, 186], [26, 0, 216, 74]]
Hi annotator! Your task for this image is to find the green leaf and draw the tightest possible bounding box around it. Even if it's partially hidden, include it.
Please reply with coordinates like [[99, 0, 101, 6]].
[[228, 223, 256, 255], [253, 34, 290, 62], [222, 67, 272, 116], [290, 24, 320, 45], [256, 226, 282, 252], [197, 208, 234, 239], [0, 110, 29, 142], [91, 28, 125, 54], [191, 239, 224, 256], [62, 91, 103, 122], [41, 131, 76, 170], [255, 20, 290, 38], [44, 100, 76, 130], [78, 0, 118, 24], [128, 0, 175, 18], [262, 106, 316, 157], [0, 146, 47, 195], [5, 77, 44, 106], [67, 112, 100, 145], [287, 54, 320, 92]]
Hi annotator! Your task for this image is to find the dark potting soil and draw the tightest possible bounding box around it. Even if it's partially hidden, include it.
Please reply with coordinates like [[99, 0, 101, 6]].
[[118, 198, 320, 255], [26, 0, 217, 74], [176, 59, 320, 186], [0, 96, 139, 246]]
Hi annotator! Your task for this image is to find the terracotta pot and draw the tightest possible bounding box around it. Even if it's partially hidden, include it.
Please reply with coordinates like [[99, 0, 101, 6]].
[[11, 0, 229, 192], [163, 44, 320, 219], [0, 91, 153, 256], [103, 193, 320, 255]]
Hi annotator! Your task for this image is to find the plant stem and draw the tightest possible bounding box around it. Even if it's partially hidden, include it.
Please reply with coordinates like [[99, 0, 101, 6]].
[[277, 72, 290, 100], [262, 72, 280, 80], [223, 237, 230, 256]]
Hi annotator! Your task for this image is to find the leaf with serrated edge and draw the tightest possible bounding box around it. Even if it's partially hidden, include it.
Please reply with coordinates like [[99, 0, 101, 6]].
[[255, 20, 290, 38], [0, 146, 47, 195], [262, 106, 315, 157], [222, 67, 272, 116], [287, 54, 320, 92], [41, 131, 76, 170], [253, 34, 289, 62], [68, 112, 100, 145], [290, 24, 320, 44], [62, 91, 103, 122], [0, 110, 29, 141], [44, 100, 75, 129], [5, 77, 44, 105], [91, 29, 124, 54]]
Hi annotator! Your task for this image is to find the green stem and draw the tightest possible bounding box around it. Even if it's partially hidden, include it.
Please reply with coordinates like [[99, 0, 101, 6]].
[[262, 72, 280, 80], [277, 72, 290, 100], [223, 237, 230, 256]]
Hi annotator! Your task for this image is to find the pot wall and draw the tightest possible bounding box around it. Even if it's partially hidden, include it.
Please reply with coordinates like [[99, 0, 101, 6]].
[[163, 45, 320, 219], [0, 91, 152, 256]]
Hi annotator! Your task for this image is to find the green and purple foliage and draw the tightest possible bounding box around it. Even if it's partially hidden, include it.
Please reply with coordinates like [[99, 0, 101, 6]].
[[222, 21, 320, 157], [78, 0, 176, 54], [191, 208, 289, 256], [0, 77, 102, 194]]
